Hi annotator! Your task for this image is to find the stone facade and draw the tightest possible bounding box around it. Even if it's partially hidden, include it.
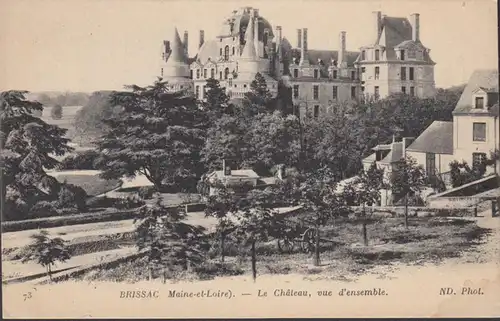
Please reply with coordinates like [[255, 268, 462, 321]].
[[160, 7, 436, 116]]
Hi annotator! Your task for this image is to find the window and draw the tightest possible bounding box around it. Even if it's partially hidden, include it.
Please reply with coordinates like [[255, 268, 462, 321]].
[[473, 122, 486, 142], [374, 86, 380, 99], [220, 48, 223, 56], [203, 86, 207, 97], [361, 67, 366, 73], [410, 86, 415, 96], [293, 85, 299, 99], [293, 69, 299, 78], [426, 153, 436, 177], [400, 50, 405, 61], [351, 71, 356, 80], [224, 46, 230, 60], [195, 85, 200, 99], [224, 67, 229, 79], [313, 105, 320, 118], [219, 71, 223, 80], [374, 67, 380, 80], [351, 86, 356, 99], [401, 67, 406, 81], [313, 85, 319, 100], [190, 70, 193, 79], [475, 97, 485, 109], [196, 69, 200, 79], [375, 49, 380, 61], [361, 86, 365, 93], [409, 67, 414, 80], [472, 152, 487, 170], [361, 50, 366, 60], [332, 86, 338, 100], [203, 69, 207, 78], [332, 70, 337, 79], [314, 69, 319, 79], [232, 47, 235, 55], [401, 86, 406, 94], [211, 68, 215, 79]]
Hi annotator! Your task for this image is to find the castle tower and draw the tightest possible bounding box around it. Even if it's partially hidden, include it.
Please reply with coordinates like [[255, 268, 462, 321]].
[[161, 27, 192, 92]]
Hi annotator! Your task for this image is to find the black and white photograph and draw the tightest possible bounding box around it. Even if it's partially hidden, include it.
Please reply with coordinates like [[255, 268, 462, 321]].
[[1, 0, 499, 318]]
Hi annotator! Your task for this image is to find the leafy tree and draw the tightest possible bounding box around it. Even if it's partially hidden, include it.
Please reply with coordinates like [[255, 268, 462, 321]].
[[95, 80, 205, 192], [21, 230, 71, 281], [0, 91, 73, 220], [201, 78, 233, 121], [241, 72, 274, 116], [135, 199, 207, 282], [232, 188, 277, 281], [391, 156, 426, 229], [51, 104, 63, 120], [204, 179, 237, 263], [296, 167, 349, 266]]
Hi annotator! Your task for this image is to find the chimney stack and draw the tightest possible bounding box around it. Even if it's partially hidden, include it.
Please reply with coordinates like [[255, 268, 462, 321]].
[[183, 31, 188, 56], [373, 11, 382, 44], [276, 26, 282, 61], [338, 31, 346, 67], [297, 29, 302, 48], [410, 13, 420, 42], [163, 40, 171, 60], [199, 30, 205, 48], [300, 28, 308, 65]]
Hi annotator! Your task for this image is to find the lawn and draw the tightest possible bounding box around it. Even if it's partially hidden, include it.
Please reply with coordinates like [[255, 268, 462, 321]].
[[55, 174, 121, 196], [76, 216, 490, 283]]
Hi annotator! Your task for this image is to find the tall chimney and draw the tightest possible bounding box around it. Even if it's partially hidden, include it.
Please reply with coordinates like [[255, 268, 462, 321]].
[[338, 31, 346, 67], [183, 31, 188, 56], [300, 28, 308, 65], [297, 29, 302, 48], [163, 40, 171, 60], [199, 30, 205, 48], [373, 11, 382, 44], [276, 26, 282, 61], [410, 13, 420, 42]]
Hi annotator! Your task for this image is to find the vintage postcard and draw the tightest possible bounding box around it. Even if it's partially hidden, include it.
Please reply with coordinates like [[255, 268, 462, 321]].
[[1, 0, 499, 318]]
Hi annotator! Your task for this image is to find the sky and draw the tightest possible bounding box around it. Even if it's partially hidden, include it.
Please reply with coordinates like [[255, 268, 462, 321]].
[[0, 0, 498, 92]]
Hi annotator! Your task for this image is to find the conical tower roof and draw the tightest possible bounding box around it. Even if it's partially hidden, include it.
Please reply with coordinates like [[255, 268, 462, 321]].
[[164, 27, 190, 78], [167, 27, 188, 64], [240, 17, 257, 60]]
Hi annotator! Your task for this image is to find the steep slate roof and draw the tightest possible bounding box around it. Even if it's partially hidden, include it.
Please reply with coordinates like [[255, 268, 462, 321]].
[[218, 7, 274, 40], [406, 121, 454, 154], [196, 40, 220, 65], [290, 49, 360, 67], [453, 69, 499, 115]]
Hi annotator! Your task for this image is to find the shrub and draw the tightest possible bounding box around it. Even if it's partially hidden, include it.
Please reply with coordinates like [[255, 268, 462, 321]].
[[51, 104, 63, 120], [138, 186, 157, 200], [28, 201, 59, 219], [57, 183, 88, 211], [58, 150, 100, 170], [115, 196, 145, 210], [3, 195, 30, 221]]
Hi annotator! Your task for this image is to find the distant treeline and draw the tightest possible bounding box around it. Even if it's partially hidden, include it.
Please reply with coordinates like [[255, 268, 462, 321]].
[[30, 91, 91, 107]]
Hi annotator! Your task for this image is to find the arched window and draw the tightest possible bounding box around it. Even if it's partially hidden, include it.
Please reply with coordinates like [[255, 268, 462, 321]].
[[224, 45, 230, 60], [224, 68, 230, 79], [232, 47, 235, 55], [211, 68, 215, 79]]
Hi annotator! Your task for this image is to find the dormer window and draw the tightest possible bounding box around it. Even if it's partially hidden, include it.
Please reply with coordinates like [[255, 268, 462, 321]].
[[400, 50, 405, 61], [475, 96, 485, 109], [375, 49, 380, 61], [293, 69, 299, 78], [314, 69, 319, 79], [361, 50, 366, 60]]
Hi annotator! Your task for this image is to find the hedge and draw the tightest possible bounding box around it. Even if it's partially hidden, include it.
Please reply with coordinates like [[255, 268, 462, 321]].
[[1, 208, 141, 233]]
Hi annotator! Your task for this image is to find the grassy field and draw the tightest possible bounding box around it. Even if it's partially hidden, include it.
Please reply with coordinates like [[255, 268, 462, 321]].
[[77, 216, 490, 283], [54, 174, 121, 196]]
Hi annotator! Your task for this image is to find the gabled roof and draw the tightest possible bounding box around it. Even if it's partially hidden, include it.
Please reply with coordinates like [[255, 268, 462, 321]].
[[208, 169, 260, 180], [362, 141, 404, 164], [406, 121, 454, 155], [378, 17, 413, 48], [453, 69, 499, 115]]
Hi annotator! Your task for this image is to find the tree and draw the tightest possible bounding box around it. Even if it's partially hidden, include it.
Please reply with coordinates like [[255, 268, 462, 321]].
[[201, 78, 233, 122], [391, 156, 426, 229], [95, 80, 205, 192], [349, 162, 385, 246], [296, 167, 349, 266], [203, 179, 237, 263], [135, 199, 207, 282], [241, 72, 274, 116], [232, 188, 277, 281], [21, 230, 71, 281], [51, 104, 63, 120], [0, 91, 73, 220]]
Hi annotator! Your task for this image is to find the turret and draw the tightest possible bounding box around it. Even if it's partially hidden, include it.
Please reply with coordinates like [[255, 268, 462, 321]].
[[163, 27, 190, 78]]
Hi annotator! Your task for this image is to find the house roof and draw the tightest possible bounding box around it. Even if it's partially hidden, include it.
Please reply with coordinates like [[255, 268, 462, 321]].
[[362, 141, 404, 164], [406, 121, 454, 155], [209, 169, 260, 180], [453, 69, 499, 115], [290, 49, 360, 67]]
